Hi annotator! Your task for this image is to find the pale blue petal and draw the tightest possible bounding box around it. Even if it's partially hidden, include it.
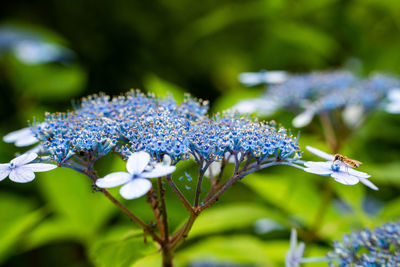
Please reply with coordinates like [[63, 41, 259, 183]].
[[0, 164, 11, 181], [304, 167, 332, 176], [306, 146, 335, 161], [9, 166, 35, 183], [290, 228, 297, 251], [119, 178, 152, 199], [295, 242, 305, 260], [126, 151, 150, 175], [25, 163, 58, 172], [347, 168, 370, 178], [96, 172, 131, 188], [141, 164, 176, 179], [304, 161, 331, 169], [10, 153, 38, 166], [359, 178, 379, 191], [331, 172, 359, 185]]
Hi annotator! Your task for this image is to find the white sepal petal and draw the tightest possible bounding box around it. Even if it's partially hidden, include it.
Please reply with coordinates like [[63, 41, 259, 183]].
[[359, 178, 379, 191], [10, 153, 38, 166], [25, 163, 58, 172], [119, 178, 152, 199], [3, 127, 32, 143], [385, 103, 400, 114], [205, 161, 222, 178], [126, 152, 150, 175], [96, 172, 132, 188], [0, 164, 11, 181], [9, 166, 35, 183], [141, 165, 176, 179], [331, 172, 359, 185], [342, 105, 364, 128], [292, 109, 315, 128], [387, 88, 400, 102], [305, 146, 335, 161], [15, 135, 38, 147]]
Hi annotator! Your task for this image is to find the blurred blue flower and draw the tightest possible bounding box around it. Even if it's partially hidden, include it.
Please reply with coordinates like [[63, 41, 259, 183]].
[[96, 151, 176, 199], [237, 70, 400, 128], [0, 26, 74, 65], [327, 221, 400, 266], [0, 152, 57, 183]]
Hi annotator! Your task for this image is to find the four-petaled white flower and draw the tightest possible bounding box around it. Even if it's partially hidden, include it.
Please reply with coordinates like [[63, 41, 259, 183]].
[[304, 146, 378, 190], [285, 228, 305, 267], [3, 127, 38, 147], [96, 151, 176, 199], [0, 153, 57, 183]]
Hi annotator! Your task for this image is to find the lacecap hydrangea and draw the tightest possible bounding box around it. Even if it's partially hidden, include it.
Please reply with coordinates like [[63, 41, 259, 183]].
[[22, 90, 301, 166]]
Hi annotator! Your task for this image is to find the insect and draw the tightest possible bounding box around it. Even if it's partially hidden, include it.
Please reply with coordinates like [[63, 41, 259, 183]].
[[333, 154, 362, 168]]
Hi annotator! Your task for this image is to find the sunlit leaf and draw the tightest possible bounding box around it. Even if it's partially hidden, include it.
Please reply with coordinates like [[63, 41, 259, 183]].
[[89, 227, 157, 267], [189, 203, 281, 238]]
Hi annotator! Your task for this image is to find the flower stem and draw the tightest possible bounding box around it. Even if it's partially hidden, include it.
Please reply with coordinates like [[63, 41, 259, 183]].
[[100, 188, 162, 243], [194, 163, 209, 207], [158, 178, 169, 243], [147, 189, 164, 238], [166, 176, 193, 212]]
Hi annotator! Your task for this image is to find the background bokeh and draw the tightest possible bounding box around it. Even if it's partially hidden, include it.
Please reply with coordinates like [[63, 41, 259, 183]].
[[1, 0, 399, 266]]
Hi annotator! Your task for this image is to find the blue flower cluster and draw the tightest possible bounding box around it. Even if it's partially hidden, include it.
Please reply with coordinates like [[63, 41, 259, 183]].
[[241, 70, 400, 114], [28, 90, 300, 165], [327, 221, 400, 266]]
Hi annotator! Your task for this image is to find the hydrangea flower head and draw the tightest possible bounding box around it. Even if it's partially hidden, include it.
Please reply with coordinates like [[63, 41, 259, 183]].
[[3, 90, 302, 189], [96, 151, 176, 199], [0, 153, 57, 183], [236, 70, 400, 128], [327, 221, 400, 266], [303, 146, 378, 190]]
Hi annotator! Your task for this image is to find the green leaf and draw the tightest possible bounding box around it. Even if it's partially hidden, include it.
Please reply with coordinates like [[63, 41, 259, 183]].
[[144, 74, 185, 103], [175, 235, 272, 266], [379, 197, 400, 221], [32, 167, 115, 243], [189, 203, 280, 238], [212, 88, 265, 113], [89, 227, 157, 267], [24, 217, 83, 250], [0, 192, 45, 263], [8, 60, 86, 100], [244, 172, 321, 227]]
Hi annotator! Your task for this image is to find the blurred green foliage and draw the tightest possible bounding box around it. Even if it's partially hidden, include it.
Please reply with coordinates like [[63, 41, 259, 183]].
[[1, 0, 400, 266]]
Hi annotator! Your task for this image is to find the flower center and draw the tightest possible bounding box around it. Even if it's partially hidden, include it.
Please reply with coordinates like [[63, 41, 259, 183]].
[[9, 162, 16, 169], [331, 162, 340, 172]]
